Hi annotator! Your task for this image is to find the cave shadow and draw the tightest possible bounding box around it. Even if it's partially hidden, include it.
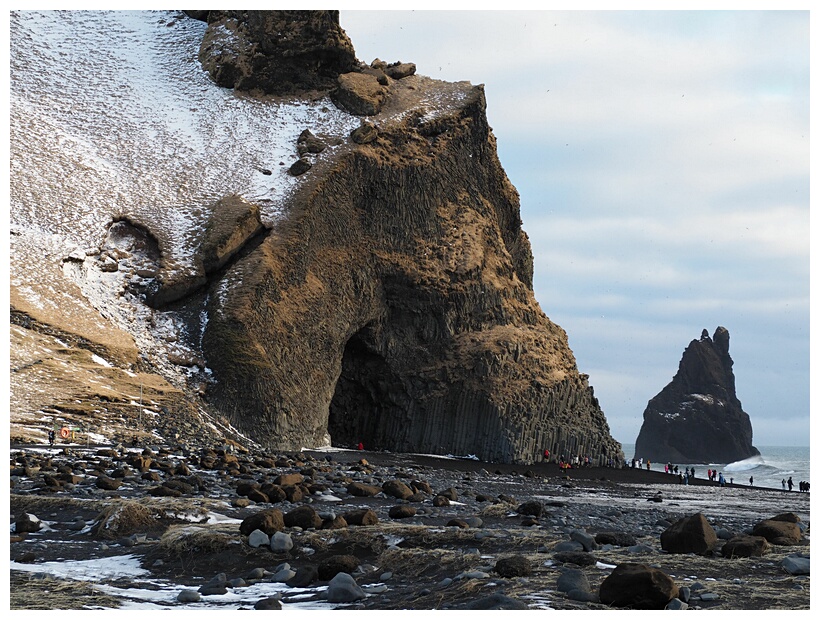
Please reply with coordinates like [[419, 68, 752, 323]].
[[328, 326, 401, 451]]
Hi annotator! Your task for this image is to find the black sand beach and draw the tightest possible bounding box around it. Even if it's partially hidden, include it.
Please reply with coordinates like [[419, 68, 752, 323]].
[[10, 445, 810, 610]]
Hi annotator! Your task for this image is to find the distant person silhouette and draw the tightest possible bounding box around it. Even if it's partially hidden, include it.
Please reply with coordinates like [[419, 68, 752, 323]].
[[749, 476, 754, 486]]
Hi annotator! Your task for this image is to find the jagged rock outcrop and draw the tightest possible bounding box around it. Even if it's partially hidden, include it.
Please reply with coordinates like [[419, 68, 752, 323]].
[[634, 327, 759, 464], [191, 10, 358, 95], [199, 13, 623, 465]]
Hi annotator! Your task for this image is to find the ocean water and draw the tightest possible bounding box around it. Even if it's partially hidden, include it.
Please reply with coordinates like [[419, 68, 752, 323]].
[[620, 443, 810, 491]]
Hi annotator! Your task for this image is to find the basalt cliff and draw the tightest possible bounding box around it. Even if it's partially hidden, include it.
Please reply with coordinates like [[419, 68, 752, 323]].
[[634, 327, 759, 464], [9, 10, 623, 465]]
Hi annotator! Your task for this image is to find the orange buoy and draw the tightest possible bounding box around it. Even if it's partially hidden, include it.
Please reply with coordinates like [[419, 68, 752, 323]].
[[60, 427, 70, 439]]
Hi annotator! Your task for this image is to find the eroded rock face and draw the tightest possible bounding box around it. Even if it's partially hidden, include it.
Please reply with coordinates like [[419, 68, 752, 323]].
[[195, 10, 358, 95], [634, 327, 759, 464], [201, 75, 623, 465], [10, 10, 625, 463]]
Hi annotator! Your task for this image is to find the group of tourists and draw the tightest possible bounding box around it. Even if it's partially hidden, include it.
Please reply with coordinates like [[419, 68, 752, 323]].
[[543, 449, 597, 469], [781, 477, 810, 492]]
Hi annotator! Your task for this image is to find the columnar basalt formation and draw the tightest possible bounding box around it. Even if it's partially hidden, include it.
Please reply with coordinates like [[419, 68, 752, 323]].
[[199, 12, 623, 464], [634, 327, 759, 464]]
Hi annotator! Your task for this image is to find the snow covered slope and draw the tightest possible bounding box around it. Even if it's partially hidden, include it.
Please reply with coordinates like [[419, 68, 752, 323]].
[[10, 10, 360, 384], [9, 10, 362, 442]]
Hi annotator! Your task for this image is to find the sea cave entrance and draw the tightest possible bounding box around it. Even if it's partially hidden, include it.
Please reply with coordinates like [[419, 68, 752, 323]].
[[328, 327, 400, 451]]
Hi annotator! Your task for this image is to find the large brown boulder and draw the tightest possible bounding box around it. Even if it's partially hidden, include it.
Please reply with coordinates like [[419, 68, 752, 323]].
[[239, 508, 285, 536], [382, 479, 414, 500], [751, 519, 802, 545], [330, 72, 388, 116], [347, 481, 382, 497], [660, 513, 718, 555], [721, 535, 772, 558], [195, 11, 358, 95], [342, 508, 378, 526], [283, 505, 323, 530], [599, 563, 679, 609]]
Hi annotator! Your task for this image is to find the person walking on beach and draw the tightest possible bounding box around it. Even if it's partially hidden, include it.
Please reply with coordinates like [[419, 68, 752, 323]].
[[749, 475, 754, 486], [48, 429, 55, 446], [718, 472, 725, 486], [782, 479, 787, 490], [787, 476, 793, 491], [543, 448, 550, 462]]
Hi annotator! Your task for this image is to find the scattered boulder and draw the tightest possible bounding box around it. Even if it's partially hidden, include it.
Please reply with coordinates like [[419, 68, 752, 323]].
[[350, 122, 378, 145], [751, 519, 802, 545], [721, 535, 772, 558], [289, 158, 312, 176], [14, 513, 41, 534], [287, 565, 319, 588], [296, 129, 327, 156], [177, 589, 201, 603], [284, 505, 322, 530], [553, 551, 597, 567], [270, 531, 294, 553], [770, 512, 801, 523], [660, 513, 718, 555], [570, 529, 598, 552], [95, 475, 122, 491], [239, 509, 285, 536], [347, 481, 382, 497], [781, 554, 810, 575], [595, 531, 637, 547], [325, 572, 366, 603], [517, 501, 544, 518], [437, 487, 458, 501], [318, 555, 360, 581], [247, 529, 271, 549], [274, 473, 304, 487], [342, 508, 379, 526], [494, 555, 532, 578], [383, 479, 414, 499], [198, 195, 266, 277], [599, 563, 679, 610], [254, 597, 282, 610], [462, 594, 529, 610], [330, 72, 387, 116], [556, 568, 590, 593], [389, 505, 417, 519], [260, 484, 287, 503], [384, 61, 416, 80]]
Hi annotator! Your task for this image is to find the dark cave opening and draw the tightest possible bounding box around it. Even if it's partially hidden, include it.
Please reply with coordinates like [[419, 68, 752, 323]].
[[328, 328, 396, 450]]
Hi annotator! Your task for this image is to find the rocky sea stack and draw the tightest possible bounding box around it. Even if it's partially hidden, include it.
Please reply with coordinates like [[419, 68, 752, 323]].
[[634, 327, 759, 464], [10, 10, 622, 465]]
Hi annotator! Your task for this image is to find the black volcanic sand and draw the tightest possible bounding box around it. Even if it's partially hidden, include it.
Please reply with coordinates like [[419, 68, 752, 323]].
[[9, 445, 810, 610]]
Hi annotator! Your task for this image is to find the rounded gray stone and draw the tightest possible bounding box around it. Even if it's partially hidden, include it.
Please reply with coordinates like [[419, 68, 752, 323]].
[[270, 531, 294, 553], [177, 589, 201, 603]]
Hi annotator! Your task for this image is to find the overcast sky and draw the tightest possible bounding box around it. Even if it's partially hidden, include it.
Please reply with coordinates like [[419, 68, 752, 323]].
[[339, 8, 811, 447]]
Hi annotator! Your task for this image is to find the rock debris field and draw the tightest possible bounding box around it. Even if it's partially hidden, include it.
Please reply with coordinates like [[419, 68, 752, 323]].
[[9, 443, 810, 610]]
